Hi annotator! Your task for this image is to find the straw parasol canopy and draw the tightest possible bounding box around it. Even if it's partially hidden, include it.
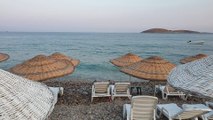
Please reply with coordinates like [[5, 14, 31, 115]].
[[0, 53, 9, 62], [0, 69, 57, 120], [49, 52, 80, 67], [110, 53, 142, 67], [10, 55, 75, 81], [168, 55, 213, 99], [120, 56, 176, 81], [180, 54, 207, 64]]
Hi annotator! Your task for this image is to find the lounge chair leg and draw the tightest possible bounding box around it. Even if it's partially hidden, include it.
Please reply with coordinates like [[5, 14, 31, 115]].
[[111, 96, 114, 101], [123, 105, 126, 120], [91, 97, 93, 102], [192, 117, 198, 120], [109, 96, 112, 102], [181, 95, 188, 100], [59, 87, 64, 96], [153, 110, 156, 120], [156, 108, 162, 119], [162, 93, 167, 100], [200, 115, 207, 120]]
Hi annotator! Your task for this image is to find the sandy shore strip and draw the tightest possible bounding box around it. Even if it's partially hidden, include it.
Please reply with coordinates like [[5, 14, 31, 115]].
[[44, 80, 210, 120]]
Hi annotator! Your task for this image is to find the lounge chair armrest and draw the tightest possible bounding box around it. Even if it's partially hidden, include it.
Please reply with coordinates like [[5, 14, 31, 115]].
[[107, 86, 110, 95], [92, 85, 95, 94], [161, 107, 171, 117], [177, 91, 183, 93], [127, 89, 130, 94], [156, 106, 168, 119]]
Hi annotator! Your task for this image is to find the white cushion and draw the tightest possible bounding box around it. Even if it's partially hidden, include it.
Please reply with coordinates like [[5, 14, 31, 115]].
[[157, 103, 182, 118], [182, 104, 211, 111]]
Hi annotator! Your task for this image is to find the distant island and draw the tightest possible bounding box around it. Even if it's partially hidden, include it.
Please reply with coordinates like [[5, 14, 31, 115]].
[[142, 28, 201, 33]]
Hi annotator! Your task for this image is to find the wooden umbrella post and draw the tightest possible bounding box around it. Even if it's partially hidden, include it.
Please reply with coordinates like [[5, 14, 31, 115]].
[[154, 81, 156, 96]]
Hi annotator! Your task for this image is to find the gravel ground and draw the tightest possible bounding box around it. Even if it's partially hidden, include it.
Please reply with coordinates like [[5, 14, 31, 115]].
[[44, 80, 209, 120]]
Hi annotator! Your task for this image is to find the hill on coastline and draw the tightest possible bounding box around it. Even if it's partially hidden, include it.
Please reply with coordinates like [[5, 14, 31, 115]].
[[142, 28, 201, 33]]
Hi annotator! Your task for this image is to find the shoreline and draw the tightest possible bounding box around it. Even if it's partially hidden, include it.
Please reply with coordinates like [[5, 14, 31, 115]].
[[44, 79, 210, 120]]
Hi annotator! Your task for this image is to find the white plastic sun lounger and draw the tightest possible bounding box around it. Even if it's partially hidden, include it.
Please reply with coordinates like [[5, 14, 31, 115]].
[[123, 96, 158, 120], [110, 82, 131, 100], [91, 81, 111, 102], [156, 103, 211, 120], [157, 84, 187, 100]]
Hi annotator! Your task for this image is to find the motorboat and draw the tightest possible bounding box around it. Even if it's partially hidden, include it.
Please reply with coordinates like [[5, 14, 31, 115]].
[[187, 40, 205, 45]]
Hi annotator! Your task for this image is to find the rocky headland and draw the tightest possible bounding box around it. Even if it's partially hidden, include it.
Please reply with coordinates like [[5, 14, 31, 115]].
[[142, 28, 201, 33]]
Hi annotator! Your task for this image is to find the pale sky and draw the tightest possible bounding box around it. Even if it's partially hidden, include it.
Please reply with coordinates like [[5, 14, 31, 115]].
[[0, 0, 213, 32]]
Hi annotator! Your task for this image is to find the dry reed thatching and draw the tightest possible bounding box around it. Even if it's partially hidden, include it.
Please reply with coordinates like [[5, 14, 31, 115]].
[[110, 53, 142, 67], [10, 55, 75, 81], [180, 54, 207, 64], [120, 56, 176, 81], [0, 53, 9, 62], [168, 55, 213, 99], [0, 69, 57, 120], [49, 52, 80, 67]]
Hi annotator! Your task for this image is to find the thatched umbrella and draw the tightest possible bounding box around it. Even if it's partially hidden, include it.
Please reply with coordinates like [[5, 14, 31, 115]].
[[180, 54, 207, 64], [110, 53, 142, 67], [49, 52, 80, 67], [0, 69, 57, 120], [10, 55, 75, 81], [0, 53, 9, 62], [120, 56, 176, 95], [121, 56, 176, 81], [168, 55, 213, 99]]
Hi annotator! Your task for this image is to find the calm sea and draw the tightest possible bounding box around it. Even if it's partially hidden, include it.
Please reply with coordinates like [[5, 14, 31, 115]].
[[0, 32, 213, 81]]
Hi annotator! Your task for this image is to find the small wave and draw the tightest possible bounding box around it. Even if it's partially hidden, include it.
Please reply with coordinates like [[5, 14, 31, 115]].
[[66, 48, 79, 50], [144, 51, 161, 55], [78, 63, 118, 72]]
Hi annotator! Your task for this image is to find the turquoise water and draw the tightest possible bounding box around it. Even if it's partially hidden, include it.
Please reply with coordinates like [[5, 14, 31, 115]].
[[0, 32, 213, 81]]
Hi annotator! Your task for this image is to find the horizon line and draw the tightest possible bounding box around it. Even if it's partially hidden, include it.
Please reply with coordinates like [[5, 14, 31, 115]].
[[0, 31, 139, 33], [0, 31, 212, 34]]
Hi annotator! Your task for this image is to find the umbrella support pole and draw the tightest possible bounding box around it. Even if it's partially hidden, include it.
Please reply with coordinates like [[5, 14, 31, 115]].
[[145, 81, 156, 96], [129, 76, 131, 81], [154, 81, 156, 96]]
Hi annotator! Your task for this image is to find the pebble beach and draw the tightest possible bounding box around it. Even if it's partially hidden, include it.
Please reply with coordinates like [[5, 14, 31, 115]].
[[44, 79, 209, 120]]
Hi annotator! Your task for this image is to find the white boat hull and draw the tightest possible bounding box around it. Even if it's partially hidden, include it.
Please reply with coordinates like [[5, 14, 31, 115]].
[[188, 41, 204, 45]]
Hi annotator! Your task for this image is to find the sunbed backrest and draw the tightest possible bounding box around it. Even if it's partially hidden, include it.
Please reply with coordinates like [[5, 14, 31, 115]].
[[115, 83, 130, 92], [94, 82, 109, 93], [131, 96, 158, 120], [163, 85, 176, 93]]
